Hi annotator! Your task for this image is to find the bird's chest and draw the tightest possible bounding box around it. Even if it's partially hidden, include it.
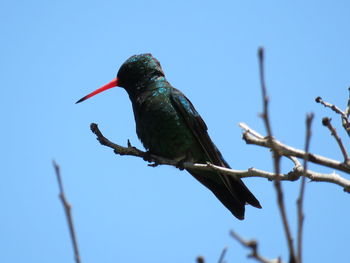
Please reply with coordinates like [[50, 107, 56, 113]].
[[133, 93, 195, 159]]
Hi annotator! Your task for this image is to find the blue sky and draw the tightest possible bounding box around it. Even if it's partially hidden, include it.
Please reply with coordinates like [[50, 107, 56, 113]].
[[1, 0, 349, 262]]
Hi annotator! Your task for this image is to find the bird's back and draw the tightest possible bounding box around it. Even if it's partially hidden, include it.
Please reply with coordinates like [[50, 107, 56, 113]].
[[130, 78, 200, 160]]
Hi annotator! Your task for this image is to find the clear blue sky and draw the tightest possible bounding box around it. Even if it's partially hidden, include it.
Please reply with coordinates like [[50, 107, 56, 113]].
[[1, 0, 349, 262]]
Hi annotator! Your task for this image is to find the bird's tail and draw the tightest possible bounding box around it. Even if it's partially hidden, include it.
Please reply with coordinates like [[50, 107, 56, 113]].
[[187, 168, 261, 220]]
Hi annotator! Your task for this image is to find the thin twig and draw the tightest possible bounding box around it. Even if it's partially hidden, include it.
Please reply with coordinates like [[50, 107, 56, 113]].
[[258, 48, 274, 140], [53, 161, 81, 263], [240, 122, 350, 174], [296, 113, 314, 263], [258, 47, 296, 263], [288, 156, 302, 168], [344, 88, 350, 136], [322, 117, 350, 165], [345, 87, 350, 118], [217, 246, 228, 263], [315, 96, 344, 115], [230, 230, 282, 263], [315, 95, 350, 137]]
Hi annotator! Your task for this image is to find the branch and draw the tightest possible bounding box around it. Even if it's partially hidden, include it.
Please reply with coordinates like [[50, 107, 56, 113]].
[[217, 246, 228, 263], [53, 161, 81, 263], [315, 96, 345, 116], [239, 122, 350, 174], [315, 93, 350, 137], [90, 123, 187, 167], [322, 117, 350, 165], [230, 230, 282, 263], [345, 87, 350, 119], [296, 113, 314, 263], [258, 47, 296, 263], [90, 123, 350, 192]]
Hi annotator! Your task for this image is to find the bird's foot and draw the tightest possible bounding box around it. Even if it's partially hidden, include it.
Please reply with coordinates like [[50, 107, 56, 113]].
[[176, 157, 188, 171], [143, 151, 159, 167]]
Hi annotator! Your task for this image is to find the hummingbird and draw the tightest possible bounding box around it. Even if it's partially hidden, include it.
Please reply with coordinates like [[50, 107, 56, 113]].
[[76, 53, 261, 219]]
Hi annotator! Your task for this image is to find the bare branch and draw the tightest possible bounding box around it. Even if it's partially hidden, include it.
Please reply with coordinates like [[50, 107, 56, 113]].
[[217, 246, 228, 263], [315, 94, 350, 137], [315, 96, 344, 116], [344, 88, 350, 136], [52, 161, 81, 263], [240, 122, 265, 139], [230, 230, 282, 263], [258, 48, 274, 141], [288, 156, 302, 168], [207, 163, 350, 192], [90, 123, 350, 192], [322, 117, 350, 165], [345, 87, 350, 118], [258, 47, 296, 263], [240, 123, 350, 174], [90, 123, 183, 167], [296, 113, 314, 263]]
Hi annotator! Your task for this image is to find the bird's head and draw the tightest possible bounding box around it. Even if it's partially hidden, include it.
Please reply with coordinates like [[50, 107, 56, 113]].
[[76, 53, 165, 103], [117, 53, 164, 88]]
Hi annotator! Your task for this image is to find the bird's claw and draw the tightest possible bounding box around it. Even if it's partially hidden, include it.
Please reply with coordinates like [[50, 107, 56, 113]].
[[176, 158, 187, 171], [143, 151, 159, 167], [143, 151, 153, 161]]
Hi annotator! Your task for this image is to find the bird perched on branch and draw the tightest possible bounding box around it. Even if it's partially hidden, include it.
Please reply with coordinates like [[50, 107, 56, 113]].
[[76, 53, 261, 219]]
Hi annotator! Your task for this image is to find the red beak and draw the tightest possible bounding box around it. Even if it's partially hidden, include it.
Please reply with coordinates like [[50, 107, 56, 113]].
[[76, 78, 119, 104]]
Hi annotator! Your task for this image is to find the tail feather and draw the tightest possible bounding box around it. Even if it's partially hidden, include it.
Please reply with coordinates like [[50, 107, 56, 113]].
[[188, 169, 261, 220], [228, 175, 262, 209]]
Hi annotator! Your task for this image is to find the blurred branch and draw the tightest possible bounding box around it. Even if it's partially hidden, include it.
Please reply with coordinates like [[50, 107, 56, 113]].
[[230, 230, 282, 263], [90, 123, 350, 192], [258, 47, 296, 263], [296, 113, 314, 263], [217, 246, 228, 263], [53, 161, 81, 263]]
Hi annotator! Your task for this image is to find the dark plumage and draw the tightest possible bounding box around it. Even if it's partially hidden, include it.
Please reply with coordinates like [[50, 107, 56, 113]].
[[77, 53, 261, 219]]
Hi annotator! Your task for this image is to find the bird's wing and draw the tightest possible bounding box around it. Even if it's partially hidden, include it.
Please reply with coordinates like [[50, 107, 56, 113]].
[[170, 88, 261, 214], [170, 88, 229, 168]]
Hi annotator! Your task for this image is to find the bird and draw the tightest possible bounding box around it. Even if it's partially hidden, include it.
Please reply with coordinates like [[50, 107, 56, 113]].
[[76, 53, 261, 219]]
